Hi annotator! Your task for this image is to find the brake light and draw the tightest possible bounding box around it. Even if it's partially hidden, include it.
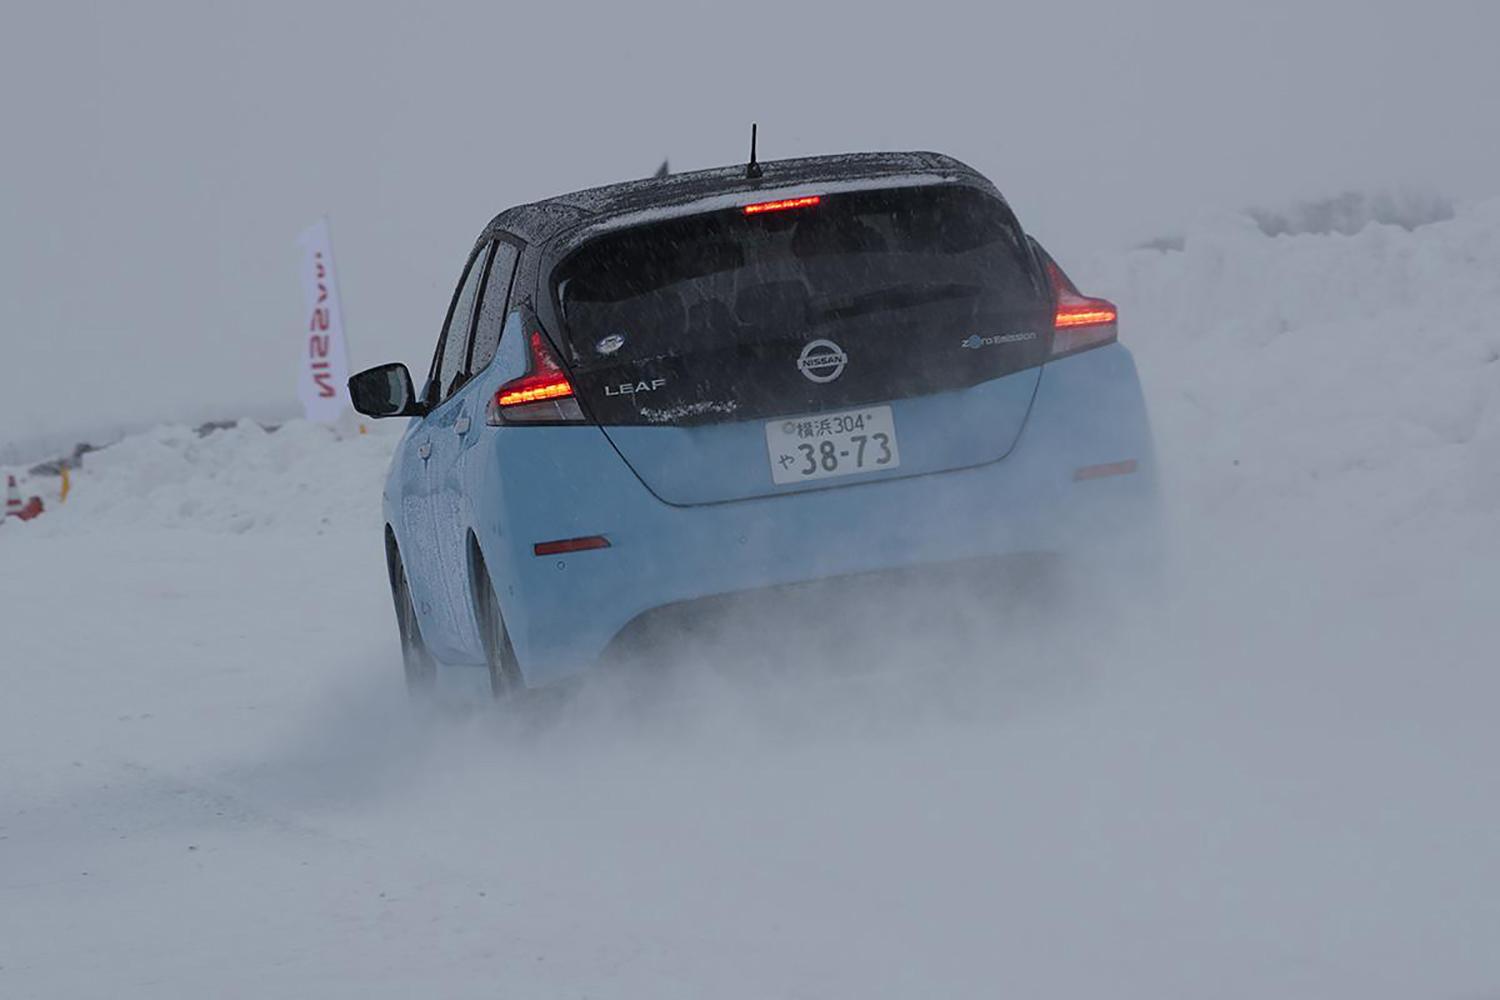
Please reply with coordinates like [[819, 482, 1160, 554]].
[[1045, 257, 1118, 358], [743, 195, 820, 215], [1055, 305, 1118, 329], [488, 331, 584, 424], [497, 334, 572, 404]]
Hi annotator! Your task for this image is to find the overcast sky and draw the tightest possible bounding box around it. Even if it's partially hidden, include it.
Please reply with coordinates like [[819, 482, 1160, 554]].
[[3, 0, 1499, 456]]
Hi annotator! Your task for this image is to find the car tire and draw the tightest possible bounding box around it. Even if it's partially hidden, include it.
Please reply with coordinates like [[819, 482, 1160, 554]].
[[471, 544, 523, 699], [386, 536, 436, 695]]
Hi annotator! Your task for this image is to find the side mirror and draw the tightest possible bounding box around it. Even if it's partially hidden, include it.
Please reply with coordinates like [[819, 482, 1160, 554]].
[[349, 363, 427, 418]]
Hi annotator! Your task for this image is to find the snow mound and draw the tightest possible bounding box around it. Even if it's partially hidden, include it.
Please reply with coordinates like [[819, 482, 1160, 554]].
[[16, 419, 401, 536], [1087, 198, 1500, 531], [1249, 189, 1456, 238]]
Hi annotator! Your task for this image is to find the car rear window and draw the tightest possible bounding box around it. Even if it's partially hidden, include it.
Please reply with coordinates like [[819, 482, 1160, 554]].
[[551, 185, 1041, 367]]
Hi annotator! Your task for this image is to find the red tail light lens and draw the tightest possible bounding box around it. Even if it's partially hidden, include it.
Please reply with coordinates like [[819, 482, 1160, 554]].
[[743, 195, 821, 215], [488, 331, 585, 424], [496, 333, 573, 405], [1044, 257, 1118, 359], [1055, 304, 1118, 329]]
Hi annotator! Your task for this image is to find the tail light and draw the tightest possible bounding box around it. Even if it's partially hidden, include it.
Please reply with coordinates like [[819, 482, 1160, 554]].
[[487, 330, 585, 424], [1044, 256, 1118, 359]]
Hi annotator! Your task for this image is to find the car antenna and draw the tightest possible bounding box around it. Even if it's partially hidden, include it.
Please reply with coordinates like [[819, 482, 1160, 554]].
[[745, 123, 763, 179]]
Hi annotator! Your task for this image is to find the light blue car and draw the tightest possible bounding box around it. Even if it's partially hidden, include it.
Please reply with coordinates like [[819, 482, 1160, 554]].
[[349, 151, 1158, 696]]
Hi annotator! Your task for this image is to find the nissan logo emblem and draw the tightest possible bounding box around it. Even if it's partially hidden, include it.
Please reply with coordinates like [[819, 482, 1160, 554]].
[[797, 339, 847, 383]]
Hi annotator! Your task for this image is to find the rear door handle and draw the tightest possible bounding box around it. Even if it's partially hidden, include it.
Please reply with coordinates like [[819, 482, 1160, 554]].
[[455, 414, 471, 435], [417, 441, 432, 461]]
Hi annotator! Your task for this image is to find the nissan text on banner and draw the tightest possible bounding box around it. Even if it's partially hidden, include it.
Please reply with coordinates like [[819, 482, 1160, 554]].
[[296, 218, 353, 423]]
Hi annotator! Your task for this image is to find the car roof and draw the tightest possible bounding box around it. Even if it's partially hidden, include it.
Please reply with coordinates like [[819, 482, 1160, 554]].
[[479, 151, 993, 249]]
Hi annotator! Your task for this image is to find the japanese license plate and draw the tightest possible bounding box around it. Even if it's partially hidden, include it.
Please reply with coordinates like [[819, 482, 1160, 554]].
[[765, 405, 901, 485]]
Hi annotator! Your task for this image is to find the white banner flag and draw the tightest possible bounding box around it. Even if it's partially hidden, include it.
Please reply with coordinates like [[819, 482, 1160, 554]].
[[296, 218, 353, 423]]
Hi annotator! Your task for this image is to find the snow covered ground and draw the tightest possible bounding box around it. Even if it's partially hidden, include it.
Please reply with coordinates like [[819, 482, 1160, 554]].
[[3, 205, 1499, 998]]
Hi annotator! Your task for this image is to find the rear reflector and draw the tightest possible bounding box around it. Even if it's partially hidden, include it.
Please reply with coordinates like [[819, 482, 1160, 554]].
[[533, 535, 611, 557], [1074, 459, 1138, 482], [743, 195, 821, 215]]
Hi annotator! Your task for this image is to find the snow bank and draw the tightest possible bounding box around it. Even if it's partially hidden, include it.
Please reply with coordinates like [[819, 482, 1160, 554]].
[[1087, 198, 1500, 532], [1249, 189, 1456, 238], [7, 419, 403, 536]]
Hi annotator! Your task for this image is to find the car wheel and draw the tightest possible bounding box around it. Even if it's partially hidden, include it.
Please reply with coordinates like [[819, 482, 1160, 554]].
[[387, 540, 436, 695], [472, 546, 523, 699]]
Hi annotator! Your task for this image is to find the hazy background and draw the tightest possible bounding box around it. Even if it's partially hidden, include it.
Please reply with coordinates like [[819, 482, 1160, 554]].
[[6, 6, 1500, 994], [4, 0, 1499, 456]]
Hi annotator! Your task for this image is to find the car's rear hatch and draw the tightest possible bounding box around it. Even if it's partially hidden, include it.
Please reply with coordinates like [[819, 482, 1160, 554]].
[[550, 183, 1054, 506]]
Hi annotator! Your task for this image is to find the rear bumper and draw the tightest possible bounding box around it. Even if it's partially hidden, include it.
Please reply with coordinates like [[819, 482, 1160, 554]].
[[475, 342, 1159, 687]]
